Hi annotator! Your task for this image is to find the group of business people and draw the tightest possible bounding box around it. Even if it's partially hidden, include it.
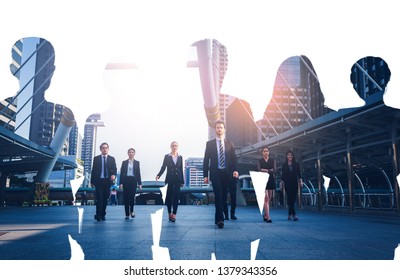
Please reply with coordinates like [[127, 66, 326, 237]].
[[203, 120, 303, 227], [90, 141, 184, 222], [91, 121, 302, 228]]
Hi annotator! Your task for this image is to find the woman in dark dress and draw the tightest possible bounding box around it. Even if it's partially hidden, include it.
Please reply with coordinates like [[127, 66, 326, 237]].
[[281, 150, 302, 221], [257, 146, 276, 223], [156, 141, 184, 222]]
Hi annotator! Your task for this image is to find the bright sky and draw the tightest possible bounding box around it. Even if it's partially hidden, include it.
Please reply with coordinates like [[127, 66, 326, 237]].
[[1, 0, 399, 181]]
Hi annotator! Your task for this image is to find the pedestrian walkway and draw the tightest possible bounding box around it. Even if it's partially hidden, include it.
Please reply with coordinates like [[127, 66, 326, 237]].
[[0, 205, 399, 260]]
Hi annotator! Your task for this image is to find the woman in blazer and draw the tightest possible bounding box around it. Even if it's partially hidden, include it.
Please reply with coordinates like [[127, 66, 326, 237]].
[[119, 148, 142, 219], [281, 150, 302, 221], [156, 141, 184, 222]]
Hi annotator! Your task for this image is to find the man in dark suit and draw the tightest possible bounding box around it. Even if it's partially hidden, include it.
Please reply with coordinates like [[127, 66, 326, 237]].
[[203, 121, 239, 228], [91, 142, 117, 221], [119, 148, 142, 219]]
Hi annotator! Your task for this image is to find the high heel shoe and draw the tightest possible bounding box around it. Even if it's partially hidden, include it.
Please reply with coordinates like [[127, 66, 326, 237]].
[[263, 216, 272, 223]]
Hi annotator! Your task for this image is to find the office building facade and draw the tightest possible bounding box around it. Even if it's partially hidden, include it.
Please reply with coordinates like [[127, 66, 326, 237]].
[[184, 157, 207, 188], [257, 56, 331, 141], [0, 98, 17, 131], [81, 114, 105, 181], [350, 56, 391, 99], [224, 95, 257, 149]]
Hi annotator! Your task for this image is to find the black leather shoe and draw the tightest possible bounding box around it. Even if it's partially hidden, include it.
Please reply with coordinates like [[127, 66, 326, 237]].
[[94, 215, 101, 221], [231, 214, 237, 220], [217, 221, 224, 228], [224, 213, 229, 220], [101, 216, 106, 221]]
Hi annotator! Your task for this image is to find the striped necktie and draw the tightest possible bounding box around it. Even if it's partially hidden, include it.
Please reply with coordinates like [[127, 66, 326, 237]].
[[219, 139, 225, 168]]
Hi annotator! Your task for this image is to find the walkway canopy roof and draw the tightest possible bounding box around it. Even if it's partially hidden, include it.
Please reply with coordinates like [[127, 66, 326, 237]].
[[236, 92, 400, 183], [0, 126, 76, 174]]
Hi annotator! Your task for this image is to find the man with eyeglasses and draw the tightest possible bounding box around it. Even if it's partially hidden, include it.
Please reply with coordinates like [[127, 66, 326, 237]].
[[91, 142, 117, 221]]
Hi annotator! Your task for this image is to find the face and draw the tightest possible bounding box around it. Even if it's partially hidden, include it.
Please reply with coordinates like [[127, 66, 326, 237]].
[[128, 149, 135, 159], [287, 152, 294, 161], [100, 144, 109, 155], [262, 148, 269, 158], [170, 142, 178, 152], [215, 123, 225, 137]]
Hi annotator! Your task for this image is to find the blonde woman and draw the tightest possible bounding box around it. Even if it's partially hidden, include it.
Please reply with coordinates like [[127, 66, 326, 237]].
[[156, 141, 184, 222]]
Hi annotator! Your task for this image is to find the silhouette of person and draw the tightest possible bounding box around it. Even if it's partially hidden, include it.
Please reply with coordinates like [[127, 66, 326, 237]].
[[349, 56, 399, 211], [261, 55, 331, 216], [5, 37, 74, 147], [0, 37, 76, 205]]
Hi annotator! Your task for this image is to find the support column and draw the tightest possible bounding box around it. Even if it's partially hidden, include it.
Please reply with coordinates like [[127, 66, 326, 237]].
[[346, 127, 354, 212], [317, 150, 323, 211], [0, 171, 7, 207], [391, 123, 400, 213], [297, 152, 303, 209]]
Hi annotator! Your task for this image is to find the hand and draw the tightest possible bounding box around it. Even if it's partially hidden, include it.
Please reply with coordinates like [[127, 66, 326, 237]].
[[138, 185, 142, 190], [155, 176, 159, 181], [204, 177, 209, 184], [233, 171, 239, 178], [119, 184, 123, 190], [298, 179, 303, 188], [110, 175, 116, 181]]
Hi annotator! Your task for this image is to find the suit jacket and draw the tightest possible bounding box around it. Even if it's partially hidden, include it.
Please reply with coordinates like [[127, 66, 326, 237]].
[[90, 154, 117, 186], [157, 154, 184, 185], [281, 161, 301, 190], [203, 138, 238, 182], [119, 159, 142, 186]]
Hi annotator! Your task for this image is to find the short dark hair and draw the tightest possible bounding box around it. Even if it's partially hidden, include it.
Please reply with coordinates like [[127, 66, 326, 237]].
[[215, 120, 225, 128], [100, 142, 109, 149], [128, 148, 135, 153]]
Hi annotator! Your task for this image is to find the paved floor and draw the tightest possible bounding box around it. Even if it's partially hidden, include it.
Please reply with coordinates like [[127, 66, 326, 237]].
[[0, 204, 399, 260]]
